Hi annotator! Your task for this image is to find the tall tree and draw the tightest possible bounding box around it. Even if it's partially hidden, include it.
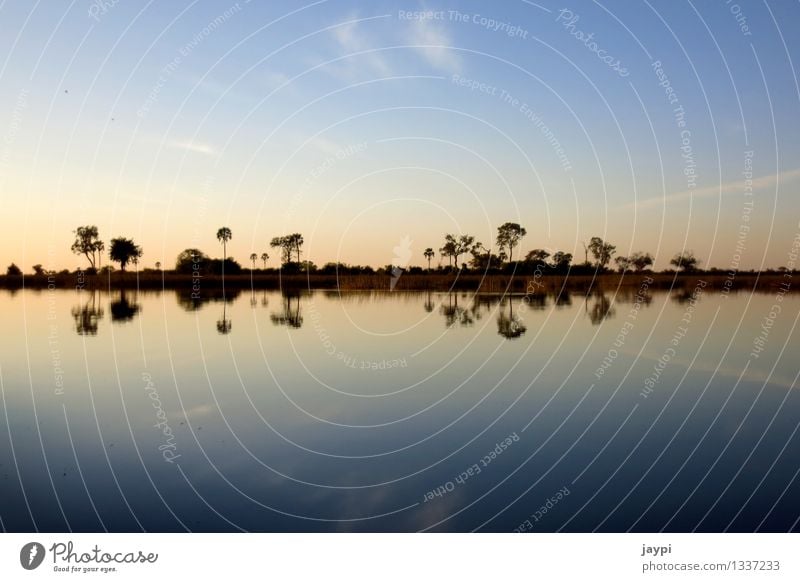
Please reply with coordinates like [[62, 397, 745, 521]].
[[440, 235, 457, 268], [496, 222, 527, 263], [288, 233, 304, 263], [588, 236, 616, 269], [261, 252, 269, 269], [249, 253, 257, 270], [71, 225, 104, 270], [108, 237, 142, 272], [216, 227, 232, 263], [452, 235, 475, 268], [423, 248, 434, 270], [270, 236, 294, 266]]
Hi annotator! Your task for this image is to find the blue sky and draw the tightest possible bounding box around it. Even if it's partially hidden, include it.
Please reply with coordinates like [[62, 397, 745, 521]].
[[1, 0, 799, 270]]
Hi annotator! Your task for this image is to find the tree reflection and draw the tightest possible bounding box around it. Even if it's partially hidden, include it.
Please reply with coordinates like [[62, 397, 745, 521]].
[[423, 290, 434, 313], [110, 289, 141, 323], [440, 293, 473, 327], [270, 291, 304, 328], [71, 290, 104, 335], [497, 297, 527, 339], [216, 302, 232, 335], [587, 292, 615, 325], [175, 288, 241, 312]]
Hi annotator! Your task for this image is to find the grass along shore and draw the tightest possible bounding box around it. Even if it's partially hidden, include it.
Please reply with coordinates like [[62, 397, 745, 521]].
[[0, 270, 793, 293]]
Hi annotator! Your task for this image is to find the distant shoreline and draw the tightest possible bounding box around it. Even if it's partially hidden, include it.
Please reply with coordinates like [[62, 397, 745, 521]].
[[0, 272, 793, 293]]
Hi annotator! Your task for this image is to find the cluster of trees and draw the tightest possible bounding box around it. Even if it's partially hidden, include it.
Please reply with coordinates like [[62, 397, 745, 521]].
[[2, 221, 711, 278], [69, 225, 142, 273], [419, 227, 702, 274]]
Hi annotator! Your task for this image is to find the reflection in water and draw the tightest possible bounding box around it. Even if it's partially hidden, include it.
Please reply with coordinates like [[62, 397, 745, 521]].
[[216, 302, 232, 335], [176, 288, 241, 311], [110, 290, 141, 323], [525, 293, 548, 310], [271, 291, 304, 328], [554, 290, 572, 307], [587, 292, 615, 325], [497, 297, 527, 339], [423, 291, 434, 313], [440, 293, 474, 327], [3, 287, 798, 533], [71, 290, 104, 335]]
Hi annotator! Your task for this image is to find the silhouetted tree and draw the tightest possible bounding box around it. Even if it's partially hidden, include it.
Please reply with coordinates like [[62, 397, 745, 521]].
[[470, 242, 493, 270], [617, 252, 653, 272], [525, 249, 550, 265], [155, 261, 161, 271], [271, 234, 303, 266], [615, 256, 632, 272], [588, 236, 616, 269], [6, 263, 22, 276], [32, 264, 46, 276], [630, 252, 654, 272], [216, 227, 232, 263], [249, 253, 257, 270], [551, 251, 573, 270], [452, 235, 475, 268], [440, 235, 457, 268], [261, 252, 269, 269], [108, 237, 142, 272], [496, 222, 527, 263], [71, 225, 104, 271], [175, 248, 209, 273], [670, 251, 700, 272], [424, 247, 434, 270], [288, 233, 304, 263]]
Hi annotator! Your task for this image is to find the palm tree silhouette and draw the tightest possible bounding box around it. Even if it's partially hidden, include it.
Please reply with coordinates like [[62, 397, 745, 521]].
[[216, 226, 232, 264], [261, 252, 269, 269], [249, 252, 257, 270], [424, 248, 434, 270]]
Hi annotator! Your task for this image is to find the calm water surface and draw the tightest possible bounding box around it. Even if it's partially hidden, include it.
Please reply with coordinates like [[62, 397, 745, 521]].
[[0, 286, 798, 531]]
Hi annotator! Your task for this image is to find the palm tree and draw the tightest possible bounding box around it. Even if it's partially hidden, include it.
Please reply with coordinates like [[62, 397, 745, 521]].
[[155, 261, 161, 271], [249, 253, 257, 270], [424, 248, 434, 270], [261, 252, 269, 269], [216, 227, 232, 263]]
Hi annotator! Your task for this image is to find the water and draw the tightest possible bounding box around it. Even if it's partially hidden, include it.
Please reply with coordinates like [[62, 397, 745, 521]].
[[0, 285, 798, 532]]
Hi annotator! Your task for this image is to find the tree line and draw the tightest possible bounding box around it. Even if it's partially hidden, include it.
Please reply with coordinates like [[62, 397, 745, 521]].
[[3, 222, 714, 277]]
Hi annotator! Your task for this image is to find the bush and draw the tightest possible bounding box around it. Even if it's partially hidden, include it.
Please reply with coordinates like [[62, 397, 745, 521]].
[[6, 263, 22, 276]]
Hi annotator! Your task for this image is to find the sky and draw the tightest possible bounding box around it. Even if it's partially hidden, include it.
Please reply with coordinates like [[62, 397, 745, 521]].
[[0, 0, 799, 271]]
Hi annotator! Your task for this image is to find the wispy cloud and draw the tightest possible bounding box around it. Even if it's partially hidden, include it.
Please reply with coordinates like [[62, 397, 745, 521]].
[[323, 15, 393, 79], [407, 16, 462, 73], [625, 168, 800, 210], [167, 140, 216, 156]]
